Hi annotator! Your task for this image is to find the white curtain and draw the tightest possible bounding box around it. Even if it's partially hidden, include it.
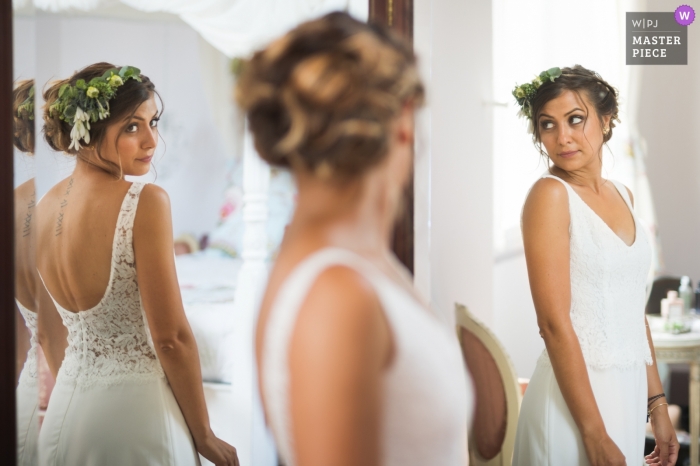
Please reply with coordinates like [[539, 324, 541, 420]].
[[28, 0, 368, 57]]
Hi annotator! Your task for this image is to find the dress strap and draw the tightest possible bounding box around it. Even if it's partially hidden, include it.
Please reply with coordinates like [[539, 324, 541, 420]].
[[110, 182, 147, 276], [611, 180, 635, 212]]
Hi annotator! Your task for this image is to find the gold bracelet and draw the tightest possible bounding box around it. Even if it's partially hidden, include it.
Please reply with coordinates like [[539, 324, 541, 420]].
[[648, 402, 669, 417]]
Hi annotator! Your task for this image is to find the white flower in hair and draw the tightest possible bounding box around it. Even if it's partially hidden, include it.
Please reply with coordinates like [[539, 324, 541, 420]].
[[69, 107, 91, 151], [96, 100, 109, 120]]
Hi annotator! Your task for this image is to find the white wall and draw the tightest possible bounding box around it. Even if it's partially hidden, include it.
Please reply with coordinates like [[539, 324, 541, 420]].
[[493, 254, 543, 378], [639, 0, 700, 283], [414, 0, 494, 328]]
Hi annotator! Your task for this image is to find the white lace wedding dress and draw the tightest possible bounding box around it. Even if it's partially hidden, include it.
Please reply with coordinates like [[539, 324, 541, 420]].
[[38, 182, 200, 466], [16, 300, 39, 466], [513, 175, 653, 465], [261, 247, 473, 466]]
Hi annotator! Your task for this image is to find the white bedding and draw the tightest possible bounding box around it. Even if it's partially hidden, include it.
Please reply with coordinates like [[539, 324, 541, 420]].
[[176, 250, 241, 384]]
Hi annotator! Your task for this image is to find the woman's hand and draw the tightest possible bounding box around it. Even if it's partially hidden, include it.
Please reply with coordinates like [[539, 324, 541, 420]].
[[195, 431, 240, 466], [646, 404, 679, 466], [583, 432, 627, 466]]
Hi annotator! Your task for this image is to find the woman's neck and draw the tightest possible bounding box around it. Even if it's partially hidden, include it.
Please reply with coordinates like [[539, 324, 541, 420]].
[[551, 152, 606, 194], [287, 169, 398, 256], [72, 156, 118, 182]]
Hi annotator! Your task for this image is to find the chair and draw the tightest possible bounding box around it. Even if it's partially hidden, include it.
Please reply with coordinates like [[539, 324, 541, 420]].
[[646, 276, 686, 314], [455, 303, 522, 466]]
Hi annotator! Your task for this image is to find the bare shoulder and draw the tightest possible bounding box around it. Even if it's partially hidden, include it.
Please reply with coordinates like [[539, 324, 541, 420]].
[[134, 184, 171, 223], [13, 179, 35, 216], [299, 265, 382, 330], [522, 177, 569, 222], [35, 177, 71, 223], [137, 183, 170, 212], [39, 176, 71, 205], [14, 179, 34, 200], [133, 184, 172, 239], [291, 264, 389, 357]]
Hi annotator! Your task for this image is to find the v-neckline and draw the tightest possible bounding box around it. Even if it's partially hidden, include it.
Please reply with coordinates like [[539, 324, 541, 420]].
[[559, 178, 638, 248]]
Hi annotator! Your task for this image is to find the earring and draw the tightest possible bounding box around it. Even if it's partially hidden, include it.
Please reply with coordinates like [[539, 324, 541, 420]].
[[603, 126, 610, 135]]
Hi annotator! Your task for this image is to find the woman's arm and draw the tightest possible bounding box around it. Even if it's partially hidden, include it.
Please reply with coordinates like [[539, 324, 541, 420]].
[[522, 178, 625, 466], [287, 266, 393, 466], [644, 319, 679, 466], [133, 185, 238, 466]]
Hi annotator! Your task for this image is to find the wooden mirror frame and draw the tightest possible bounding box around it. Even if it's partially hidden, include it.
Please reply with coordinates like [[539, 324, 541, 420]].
[[1, 0, 18, 461], [369, 0, 414, 274], [0, 2, 416, 460]]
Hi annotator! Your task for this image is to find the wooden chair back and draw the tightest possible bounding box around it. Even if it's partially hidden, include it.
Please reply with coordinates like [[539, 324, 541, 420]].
[[455, 303, 521, 466]]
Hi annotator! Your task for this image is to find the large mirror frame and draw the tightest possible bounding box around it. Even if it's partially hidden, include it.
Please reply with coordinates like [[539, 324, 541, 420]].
[[0, 1, 418, 462], [1, 1, 18, 463]]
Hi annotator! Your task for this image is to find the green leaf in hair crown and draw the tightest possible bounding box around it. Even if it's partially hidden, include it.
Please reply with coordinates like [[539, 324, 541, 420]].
[[512, 67, 562, 120], [48, 65, 142, 151], [17, 85, 35, 121]]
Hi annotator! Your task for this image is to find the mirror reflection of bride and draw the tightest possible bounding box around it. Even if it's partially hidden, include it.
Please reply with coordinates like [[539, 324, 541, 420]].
[[35, 62, 238, 466], [13, 78, 40, 466]]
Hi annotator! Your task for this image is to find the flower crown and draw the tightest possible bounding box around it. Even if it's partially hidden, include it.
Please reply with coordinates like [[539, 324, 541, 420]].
[[48, 66, 141, 151], [17, 85, 35, 121], [512, 67, 562, 120]]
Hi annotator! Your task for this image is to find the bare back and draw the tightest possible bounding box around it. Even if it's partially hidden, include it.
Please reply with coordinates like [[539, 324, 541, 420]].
[[36, 175, 134, 313], [14, 179, 37, 310]]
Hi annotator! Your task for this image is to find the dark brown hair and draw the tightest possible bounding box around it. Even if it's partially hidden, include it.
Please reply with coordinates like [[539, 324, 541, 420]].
[[42, 62, 160, 178], [13, 79, 35, 154], [530, 65, 619, 158], [236, 12, 425, 180]]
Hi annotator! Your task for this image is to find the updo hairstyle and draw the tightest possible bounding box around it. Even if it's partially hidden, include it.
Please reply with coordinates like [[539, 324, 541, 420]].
[[530, 65, 619, 155], [42, 62, 159, 178], [13, 79, 35, 154], [236, 12, 425, 180]]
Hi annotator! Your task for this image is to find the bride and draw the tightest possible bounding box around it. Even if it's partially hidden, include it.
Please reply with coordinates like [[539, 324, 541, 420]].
[[512, 65, 678, 466], [13, 78, 40, 466], [240, 12, 472, 466], [36, 62, 238, 466]]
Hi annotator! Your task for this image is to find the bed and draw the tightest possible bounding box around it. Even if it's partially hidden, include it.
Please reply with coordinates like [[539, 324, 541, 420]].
[[176, 250, 242, 385]]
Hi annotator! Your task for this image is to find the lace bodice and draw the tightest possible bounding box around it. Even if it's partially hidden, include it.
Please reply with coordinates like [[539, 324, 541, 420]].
[[48, 182, 164, 387], [16, 300, 38, 389], [262, 248, 471, 466], [536, 175, 653, 370]]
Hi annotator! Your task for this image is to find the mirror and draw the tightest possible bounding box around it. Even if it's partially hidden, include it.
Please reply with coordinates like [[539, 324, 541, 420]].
[[28, 2, 301, 465], [13, 2, 37, 465], [10, 0, 696, 464], [491, 0, 700, 381]]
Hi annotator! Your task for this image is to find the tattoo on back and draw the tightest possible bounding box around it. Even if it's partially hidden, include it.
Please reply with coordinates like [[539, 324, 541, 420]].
[[22, 195, 35, 238], [55, 177, 74, 236]]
